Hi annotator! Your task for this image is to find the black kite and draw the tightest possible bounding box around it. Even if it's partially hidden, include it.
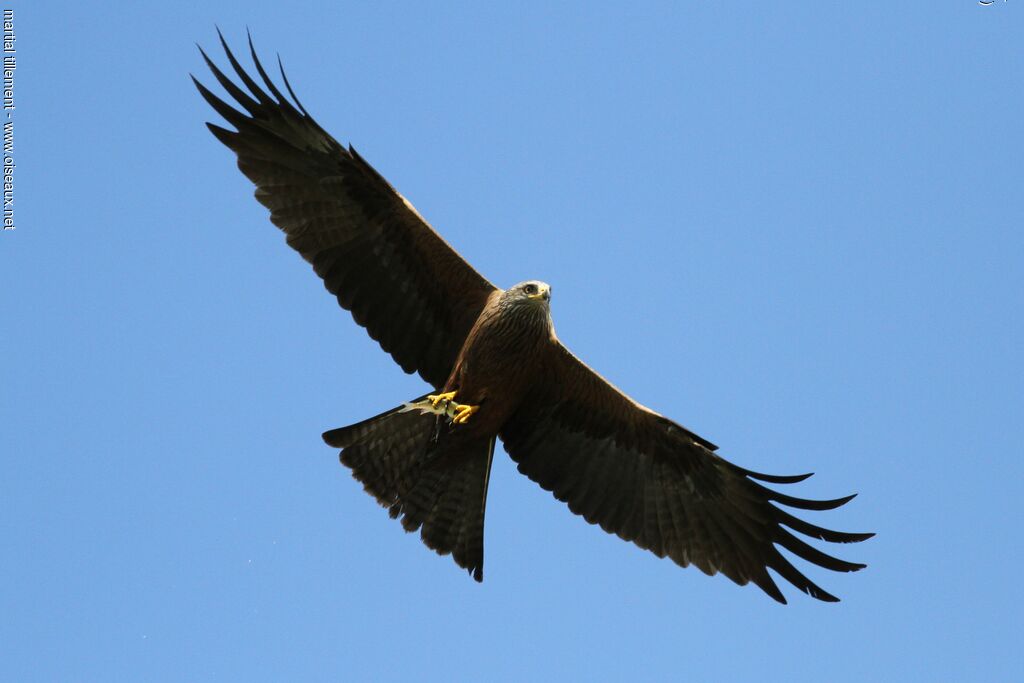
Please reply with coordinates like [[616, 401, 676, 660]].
[[194, 32, 872, 603]]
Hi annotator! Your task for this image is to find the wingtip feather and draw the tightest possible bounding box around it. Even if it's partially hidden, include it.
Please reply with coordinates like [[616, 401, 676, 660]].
[[735, 465, 815, 484], [767, 488, 858, 511]]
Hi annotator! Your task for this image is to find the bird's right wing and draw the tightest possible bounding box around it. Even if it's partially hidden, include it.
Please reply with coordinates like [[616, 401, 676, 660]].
[[500, 342, 873, 603], [194, 32, 498, 388]]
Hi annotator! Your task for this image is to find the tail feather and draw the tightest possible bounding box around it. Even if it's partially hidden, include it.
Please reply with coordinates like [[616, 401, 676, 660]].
[[324, 401, 495, 581]]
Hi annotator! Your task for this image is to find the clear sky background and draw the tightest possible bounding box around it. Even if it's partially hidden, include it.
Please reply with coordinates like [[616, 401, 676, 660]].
[[4, 2, 1022, 681]]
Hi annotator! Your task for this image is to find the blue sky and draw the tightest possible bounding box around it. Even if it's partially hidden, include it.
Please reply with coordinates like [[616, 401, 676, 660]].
[[4, 1, 1023, 680]]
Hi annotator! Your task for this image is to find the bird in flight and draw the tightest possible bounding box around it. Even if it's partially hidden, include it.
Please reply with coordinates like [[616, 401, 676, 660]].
[[194, 31, 873, 604]]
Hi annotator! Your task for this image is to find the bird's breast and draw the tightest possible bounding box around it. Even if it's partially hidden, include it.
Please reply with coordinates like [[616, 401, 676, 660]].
[[446, 305, 554, 431]]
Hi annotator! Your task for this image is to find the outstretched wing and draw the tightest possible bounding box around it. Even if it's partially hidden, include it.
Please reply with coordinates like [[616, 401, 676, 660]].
[[193, 31, 497, 388], [500, 342, 873, 603]]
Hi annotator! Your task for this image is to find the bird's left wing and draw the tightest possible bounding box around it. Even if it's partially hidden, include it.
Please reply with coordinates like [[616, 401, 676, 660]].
[[193, 32, 498, 388], [499, 342, 872, 603]]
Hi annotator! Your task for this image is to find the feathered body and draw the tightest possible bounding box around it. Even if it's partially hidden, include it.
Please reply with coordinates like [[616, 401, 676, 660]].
[[443, 284, 555, 436]]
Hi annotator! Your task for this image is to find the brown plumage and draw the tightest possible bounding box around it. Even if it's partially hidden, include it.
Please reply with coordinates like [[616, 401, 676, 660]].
[[195, 31, 873, 603]]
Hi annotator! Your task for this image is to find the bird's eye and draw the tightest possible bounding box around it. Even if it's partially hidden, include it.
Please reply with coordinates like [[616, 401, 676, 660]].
[[525, 284, 537, 295]]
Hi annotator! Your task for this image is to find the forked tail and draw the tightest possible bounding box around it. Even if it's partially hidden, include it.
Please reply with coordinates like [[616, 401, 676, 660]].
[[323, 398, 495, 581]]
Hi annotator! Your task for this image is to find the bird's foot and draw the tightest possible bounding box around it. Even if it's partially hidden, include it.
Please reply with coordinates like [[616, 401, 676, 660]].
[[411, 391, 478, 424], [451, 402, 479, 425], [427, 391, 457, 408]]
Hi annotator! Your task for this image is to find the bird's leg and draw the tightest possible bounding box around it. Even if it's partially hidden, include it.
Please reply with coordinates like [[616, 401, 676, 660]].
[[451, 402, 479, 425], [427, 391, 457, 408]]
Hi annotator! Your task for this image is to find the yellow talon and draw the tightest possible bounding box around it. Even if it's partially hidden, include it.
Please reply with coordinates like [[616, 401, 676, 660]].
[[427, 391, 457, 408], [452, 403, 479, 425], [421, 391, 478, 424]]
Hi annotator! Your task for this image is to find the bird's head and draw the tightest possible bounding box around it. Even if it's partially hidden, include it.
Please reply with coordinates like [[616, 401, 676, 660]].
[[506, 280, 552, 307]]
